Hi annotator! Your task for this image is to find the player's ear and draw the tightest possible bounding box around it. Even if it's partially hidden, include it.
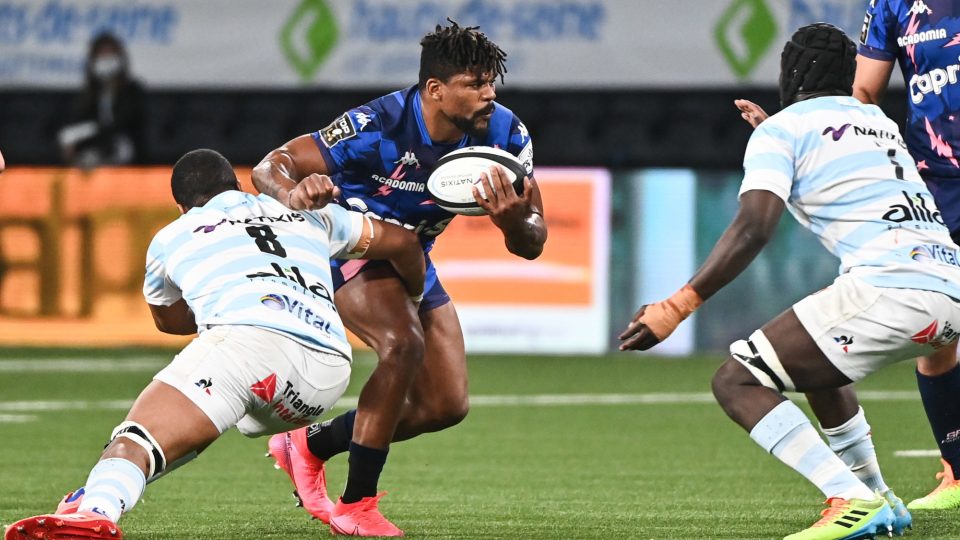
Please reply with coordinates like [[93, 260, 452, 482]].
[[176, 203, 188, 215], [424, 78, 443, 102]]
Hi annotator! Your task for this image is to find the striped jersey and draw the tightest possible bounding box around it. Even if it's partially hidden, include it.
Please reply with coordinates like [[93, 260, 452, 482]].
[[143, 191, 364, 358], [741, 95, 960, 300]]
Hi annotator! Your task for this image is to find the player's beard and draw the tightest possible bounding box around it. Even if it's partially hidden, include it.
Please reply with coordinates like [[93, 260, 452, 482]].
[[451, 105, 494, 139]]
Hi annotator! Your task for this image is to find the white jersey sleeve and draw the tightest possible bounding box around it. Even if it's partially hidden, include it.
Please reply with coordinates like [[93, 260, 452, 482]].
[[143, 230, 182, 306], [310, 205, 366, 260], [739, 115, 796, 203]]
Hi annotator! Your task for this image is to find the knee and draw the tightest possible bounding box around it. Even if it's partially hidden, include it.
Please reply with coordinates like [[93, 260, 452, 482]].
[[918, 353, 958, 376], [102, 438, 150, 472], [711, 359, 753, 406], [376, 326, 425, 370], [414, 394, 470, 432]]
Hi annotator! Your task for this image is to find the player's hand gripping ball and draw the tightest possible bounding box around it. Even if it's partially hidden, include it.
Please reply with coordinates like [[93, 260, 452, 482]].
[[426, 146, 527, 216]]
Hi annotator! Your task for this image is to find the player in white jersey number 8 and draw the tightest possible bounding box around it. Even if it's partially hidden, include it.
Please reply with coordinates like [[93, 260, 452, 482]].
[[621, 24, 960, 540], [3, 149, 426, 540]]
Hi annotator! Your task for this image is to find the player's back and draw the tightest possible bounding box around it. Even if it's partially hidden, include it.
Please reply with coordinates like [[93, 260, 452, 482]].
[[144, 191, 361, 357], [744, 95, 960, 300]]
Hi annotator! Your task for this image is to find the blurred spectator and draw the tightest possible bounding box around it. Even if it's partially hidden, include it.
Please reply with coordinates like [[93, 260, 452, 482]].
[[58, 32, 146, 168]]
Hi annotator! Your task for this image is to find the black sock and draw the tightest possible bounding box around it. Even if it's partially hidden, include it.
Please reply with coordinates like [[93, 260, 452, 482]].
[[917, 365, 960, 477], [305, 409, 356, 461], [341, 441, 388, 504]]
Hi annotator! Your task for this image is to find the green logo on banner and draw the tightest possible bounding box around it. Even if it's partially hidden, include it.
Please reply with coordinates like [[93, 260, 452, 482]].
[[714, 0, 777, 80], [281, 0, 339, 81]]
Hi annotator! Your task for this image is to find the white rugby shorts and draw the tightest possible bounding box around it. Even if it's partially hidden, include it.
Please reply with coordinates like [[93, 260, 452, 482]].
[[793, 274, 960, 381], [154, 325, 351, 437]]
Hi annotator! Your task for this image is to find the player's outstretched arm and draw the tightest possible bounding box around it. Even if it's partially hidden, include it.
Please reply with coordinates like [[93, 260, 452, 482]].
[[358, 220, 426, 304], [253, 134, 336, 210], [619, 190, 784, 351], [853, 55, 895, 105], [474, 165, 547, 260], [148, 299, 198, 335]]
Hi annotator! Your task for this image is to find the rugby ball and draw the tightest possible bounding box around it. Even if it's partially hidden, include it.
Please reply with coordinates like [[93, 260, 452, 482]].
[[427, 146, 527, 216]]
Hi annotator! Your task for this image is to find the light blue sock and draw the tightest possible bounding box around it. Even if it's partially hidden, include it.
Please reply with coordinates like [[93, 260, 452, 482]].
[[76, 458, 146, 522], [751, 401, 874, 500], [821, 406, 889, 493]]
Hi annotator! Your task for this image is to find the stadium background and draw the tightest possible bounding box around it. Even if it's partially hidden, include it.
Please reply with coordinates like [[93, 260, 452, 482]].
[[4, 2, 956, 539]]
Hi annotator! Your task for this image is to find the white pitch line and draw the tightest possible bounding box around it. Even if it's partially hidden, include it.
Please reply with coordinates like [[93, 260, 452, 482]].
[[0, 390, 923, 414], [0, 414, 37, 423], [894, 450, 941, 458], [0, 358, 167, 373]]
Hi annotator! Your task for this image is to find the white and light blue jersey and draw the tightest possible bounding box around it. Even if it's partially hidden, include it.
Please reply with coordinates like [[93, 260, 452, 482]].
[[143, 191, 365, 359], [741, 95, 960, 300]]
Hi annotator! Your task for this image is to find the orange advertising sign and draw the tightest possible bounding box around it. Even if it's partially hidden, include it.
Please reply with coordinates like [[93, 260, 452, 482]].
[[429, 168, 610, 353]]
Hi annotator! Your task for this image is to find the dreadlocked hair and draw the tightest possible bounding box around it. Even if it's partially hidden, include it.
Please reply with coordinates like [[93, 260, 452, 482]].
[[418, 18, 507, 89]]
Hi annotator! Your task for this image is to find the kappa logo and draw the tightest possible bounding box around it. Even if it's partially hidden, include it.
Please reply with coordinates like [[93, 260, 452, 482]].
[[394, 151, 420, 168], [353, 111, 373, 131], [517, 122, 529, 142], [833, 335, 854, 353], [909, 0, 932, 16], [822, 124, 852, 141]]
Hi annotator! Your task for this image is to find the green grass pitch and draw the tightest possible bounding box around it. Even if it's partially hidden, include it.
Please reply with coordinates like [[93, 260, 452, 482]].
[[1, 348, 958, 539]]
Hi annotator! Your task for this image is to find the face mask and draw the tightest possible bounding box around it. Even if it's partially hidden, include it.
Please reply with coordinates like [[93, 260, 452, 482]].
[[92, 55, 122, 80]]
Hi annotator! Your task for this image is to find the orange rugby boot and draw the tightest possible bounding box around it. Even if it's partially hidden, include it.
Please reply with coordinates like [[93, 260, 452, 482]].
[[267, 429, 335, 523], [4, 510, 122, 540]]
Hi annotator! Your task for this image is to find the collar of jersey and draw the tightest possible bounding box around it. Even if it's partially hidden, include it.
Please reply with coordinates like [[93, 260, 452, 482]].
[[412, 88, 468, 148], [189, 190, 250, 214]]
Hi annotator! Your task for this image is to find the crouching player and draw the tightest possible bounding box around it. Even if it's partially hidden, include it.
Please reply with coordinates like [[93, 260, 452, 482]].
[[620, 24, 960, 540], [3, 149, 425, 540]]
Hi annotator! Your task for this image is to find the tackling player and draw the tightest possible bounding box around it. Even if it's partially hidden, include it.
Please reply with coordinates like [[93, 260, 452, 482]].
[[621, 24, 960, 540], [252, 19, 545, 536], [735, 0, 960, 511], [3, 149, 425, 540]]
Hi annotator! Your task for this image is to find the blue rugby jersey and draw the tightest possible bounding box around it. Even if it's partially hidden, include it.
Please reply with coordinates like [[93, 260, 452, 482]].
[[143, 191, 365, 358], [741, 96, 960, 300], [860, 0, 960, 178], [310, 85, 533, 254]]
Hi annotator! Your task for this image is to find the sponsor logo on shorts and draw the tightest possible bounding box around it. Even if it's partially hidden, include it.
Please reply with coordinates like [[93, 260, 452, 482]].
[[910, 244, 960, 267], [944, 429, 960, 445], [833, 335, 854, 353], [258, 291, 333, 332], [912, 320, 959, 348], [319, 113, 357, 148], [194, 377, 213, 395], [250, 374, 325, 424]]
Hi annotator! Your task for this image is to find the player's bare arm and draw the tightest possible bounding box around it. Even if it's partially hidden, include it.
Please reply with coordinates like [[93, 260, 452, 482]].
[[358, 219, 427, 303], [619, 189, 784, 351], [148, 299, 198, 335], [252, 134, 338, 210], [852, 55, 895, 105], [474, 165, 547, 260]]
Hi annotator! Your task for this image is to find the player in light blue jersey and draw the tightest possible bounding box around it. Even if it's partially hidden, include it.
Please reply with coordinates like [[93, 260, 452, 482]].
[[3, 149, 425, 540], [622, 24, 960, 540], [738, 1, 960, 510], [252, 20, 546, 536]]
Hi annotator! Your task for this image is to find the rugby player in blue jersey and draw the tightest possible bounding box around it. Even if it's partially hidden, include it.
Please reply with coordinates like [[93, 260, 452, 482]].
[[252, 20, 546, 536], [625, 23, 960, 539], [736, 0, 960, 511]]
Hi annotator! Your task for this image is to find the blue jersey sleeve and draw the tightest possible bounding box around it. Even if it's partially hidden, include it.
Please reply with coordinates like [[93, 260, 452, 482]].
[[507, 115, 534, 180], [310, 106, 382, 174], [858, 0, 898, 61]]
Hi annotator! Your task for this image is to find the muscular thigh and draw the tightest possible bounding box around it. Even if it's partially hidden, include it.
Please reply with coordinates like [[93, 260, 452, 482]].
[[335, 263, 423, 351], [410, 302, 468, 403]]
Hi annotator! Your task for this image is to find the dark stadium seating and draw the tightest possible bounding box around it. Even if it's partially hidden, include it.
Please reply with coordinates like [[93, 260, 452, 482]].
[[0, 89, 909, 169]]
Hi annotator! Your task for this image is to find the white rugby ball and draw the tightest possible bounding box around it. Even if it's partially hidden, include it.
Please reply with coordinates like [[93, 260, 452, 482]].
[[427, 146, 527, 216]]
